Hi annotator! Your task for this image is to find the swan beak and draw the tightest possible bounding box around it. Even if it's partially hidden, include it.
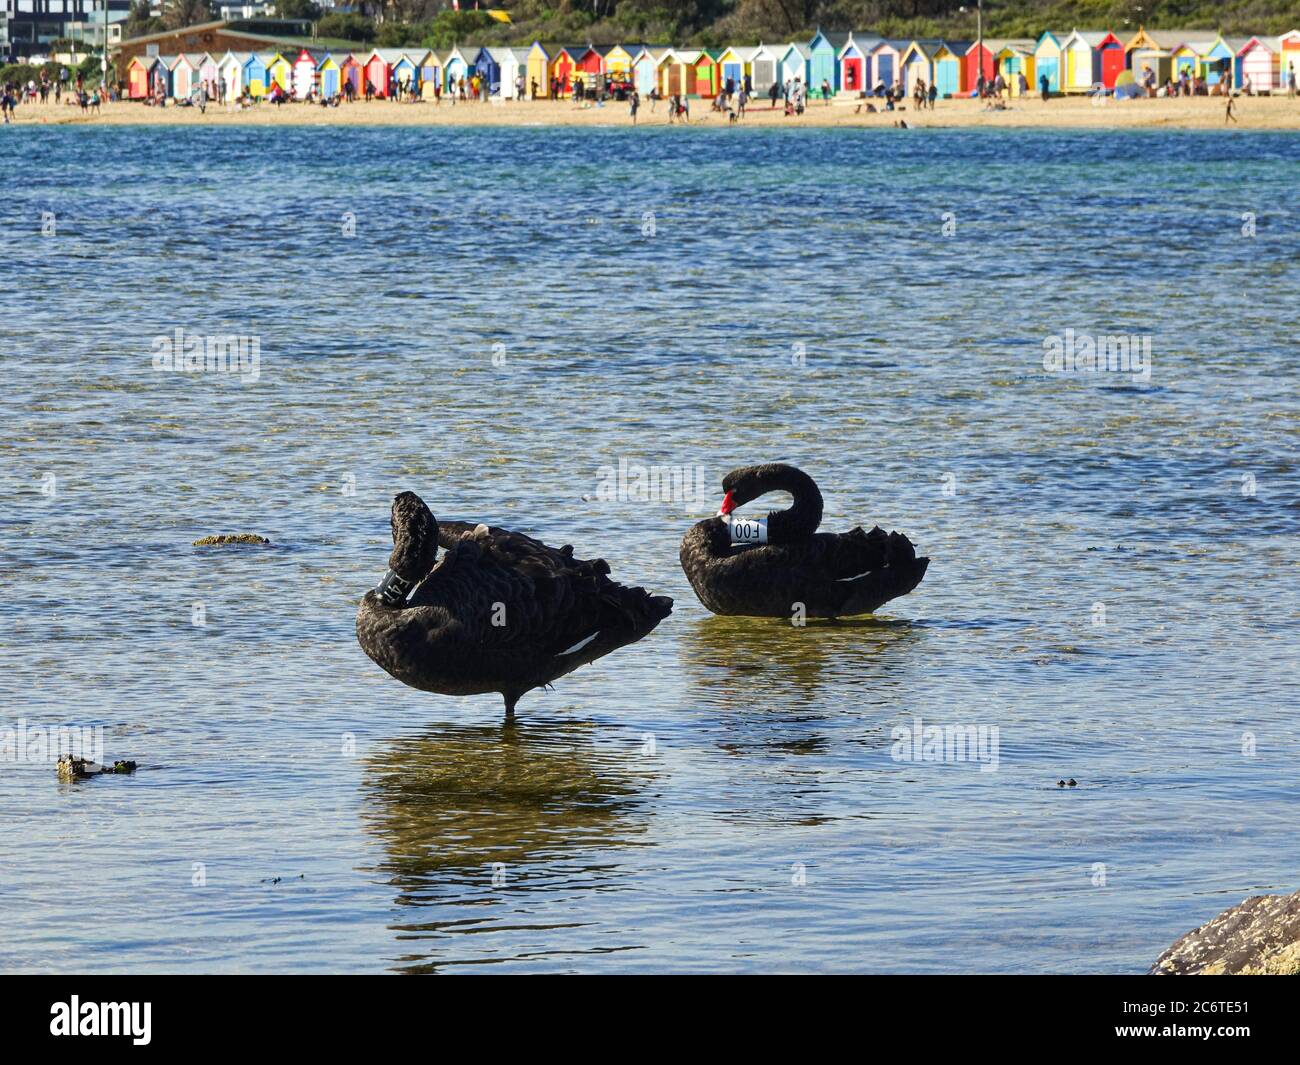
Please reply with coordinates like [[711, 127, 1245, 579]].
[[718, 490, 737, 516]]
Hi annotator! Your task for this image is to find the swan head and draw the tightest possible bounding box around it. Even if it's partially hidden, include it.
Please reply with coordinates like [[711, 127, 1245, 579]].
[[379, 491, 438, 603]]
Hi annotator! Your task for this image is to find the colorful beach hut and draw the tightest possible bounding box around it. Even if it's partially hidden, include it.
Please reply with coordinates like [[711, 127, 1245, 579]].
[[442, 46, 471, 94], [1033, 32, 1064, 93], [932, 40, 970, 97], [631, 46, 661, 97], [1279, 31, 1300, 92], [656, 49, 686, 96], [339, 54, 363, 97], [125, 55, 159, 99], [780, 42, 811, 90], [836, 37, 866, 94], [168, 53, 202, 98], [393, 51, 422, 96], [266, 52, 292, 94], [1060, 30, 1124, 91], [750, 43, 782, 95], [548, 45, 581, 97], [499, 47, 528, 98], [317, 53, 342, 98], [414, 50, 439, 97], [1236, 37, 1278, 92], [1198, 35, 1238, 86], [604, 44, 636, 78], [692, 49, 722, 97], [1130, 47, 1171, 87], [1170, 41, 1209, 82], [718, 45, 754, 92], [526, 42, 550, 97], [292, 49, 322, 99], [241, 53, 268, 97], [808, 29, 848, 95], [217, 51, 247, 99], [869, 38, 906, 91], [994, 40, 1036, 93], [472, 47, 500, 96], [899, 39, 941, 96]]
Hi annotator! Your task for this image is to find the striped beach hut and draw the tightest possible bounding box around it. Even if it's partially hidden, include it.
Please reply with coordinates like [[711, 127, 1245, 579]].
[[780, 42, 811, 90], [292, 48, 322, 99], [1236, 37, 1278, 92], [217, 51, 247, 99], [199, 53, 219, 95], [808, 29, 847, 95], [526, 42, 550, 97], [1060, 30, 1124, 91], [932, 40, 970, 97], [1279, 31, 1300, 92], [1033, 31, 1064, 93], [995, 40, 1037, 92], [899, 39, 941, 95], [750, 43, 782, 95]]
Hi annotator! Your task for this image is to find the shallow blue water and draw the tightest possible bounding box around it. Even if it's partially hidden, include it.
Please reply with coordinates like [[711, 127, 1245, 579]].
[[1, 125, 1297, 973]]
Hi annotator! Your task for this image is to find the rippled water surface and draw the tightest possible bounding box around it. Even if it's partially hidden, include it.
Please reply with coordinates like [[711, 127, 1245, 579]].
[[1, 126, 1297, 973]]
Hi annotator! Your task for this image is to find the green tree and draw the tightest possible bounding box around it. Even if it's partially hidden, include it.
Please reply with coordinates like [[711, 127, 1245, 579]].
[[124, 0, 165, 38], [317, 13, 378, 42], [275, 0, 323, 18], [162, 0, 212, 30]]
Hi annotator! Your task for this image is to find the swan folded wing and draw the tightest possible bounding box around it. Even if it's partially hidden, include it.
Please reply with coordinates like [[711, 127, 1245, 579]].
[[421, 536, 646, 659]]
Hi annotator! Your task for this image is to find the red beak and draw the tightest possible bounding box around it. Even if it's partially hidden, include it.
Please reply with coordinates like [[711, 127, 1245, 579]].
[[718, 490, 737, 516]]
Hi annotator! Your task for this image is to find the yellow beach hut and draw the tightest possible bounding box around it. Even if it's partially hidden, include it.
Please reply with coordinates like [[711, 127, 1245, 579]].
[[603, 44, 636, 78], [1169, 40, 1210, 83], [995, 40, 1036, 93], [525, 42, 550, 97], [415, 50, 441, 98], [1033, 32, 1065, 94], [266, 52, 292, 93]]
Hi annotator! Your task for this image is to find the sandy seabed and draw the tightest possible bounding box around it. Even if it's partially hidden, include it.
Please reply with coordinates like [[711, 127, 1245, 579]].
[[9, 93, 1300, 131]]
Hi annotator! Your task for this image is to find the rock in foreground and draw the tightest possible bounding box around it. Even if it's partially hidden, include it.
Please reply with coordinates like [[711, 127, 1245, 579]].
[[193, 534, 270, 546], [1151, 890, 1300, 974]]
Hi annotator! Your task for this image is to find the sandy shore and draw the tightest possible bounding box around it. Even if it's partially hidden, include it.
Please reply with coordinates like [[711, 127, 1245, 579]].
[[10, 93, 1300, 130]]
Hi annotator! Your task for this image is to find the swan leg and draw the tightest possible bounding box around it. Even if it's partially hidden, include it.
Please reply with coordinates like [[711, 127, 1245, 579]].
[[503, 691, 522, 719]]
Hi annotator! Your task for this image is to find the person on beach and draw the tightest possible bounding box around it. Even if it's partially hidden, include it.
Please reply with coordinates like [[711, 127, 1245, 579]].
[[1226, 95, 1237, 123], [1288, 63, 1297, 98], [820, 78, 832, 103], [531, 78, 538, 100], [767, 80, 778, 108], [629, 89, 639, 124], [737, 86, 747, 118]]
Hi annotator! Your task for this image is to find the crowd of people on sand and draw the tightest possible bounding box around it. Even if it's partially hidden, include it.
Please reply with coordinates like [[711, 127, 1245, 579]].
[[0, 67, 115, 122]]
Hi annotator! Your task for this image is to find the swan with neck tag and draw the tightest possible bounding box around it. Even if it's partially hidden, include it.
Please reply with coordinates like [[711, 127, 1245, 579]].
[[357, 492, 673, 717], [679, 463, 928, 618]]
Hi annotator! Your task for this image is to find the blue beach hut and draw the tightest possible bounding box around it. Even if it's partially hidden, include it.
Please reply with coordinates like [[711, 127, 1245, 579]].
[[474, 47, 501, 96], [808, 28, 849, 95]]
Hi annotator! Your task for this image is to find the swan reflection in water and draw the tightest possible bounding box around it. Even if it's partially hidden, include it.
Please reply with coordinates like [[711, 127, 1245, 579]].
[[677, 614, 925, 827], [361, 719, 654, 972]]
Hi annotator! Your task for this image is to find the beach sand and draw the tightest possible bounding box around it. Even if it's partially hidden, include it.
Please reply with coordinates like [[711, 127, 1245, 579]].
[[10, 93, 1300, 130]]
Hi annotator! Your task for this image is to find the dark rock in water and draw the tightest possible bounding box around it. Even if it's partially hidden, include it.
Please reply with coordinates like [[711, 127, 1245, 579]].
[[56, 756, 137, 782], [193, 533, 270, 546], [1150, 890, 1300, 974]]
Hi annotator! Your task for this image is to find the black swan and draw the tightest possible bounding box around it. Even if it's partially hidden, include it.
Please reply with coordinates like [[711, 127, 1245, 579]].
[[679, 464, 929, 618], [357, 492, 673, 717]]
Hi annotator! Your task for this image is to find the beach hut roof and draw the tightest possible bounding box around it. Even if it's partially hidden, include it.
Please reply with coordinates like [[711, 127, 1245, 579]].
[[812, 30, 851, 50], [506, 47, 531, 62], [1071, 30, 1118, 48], [937, 40, 973, 56], [1222, 36, 1254, 54], [728, 46, 759, 61], [901, 39, 945, 60], [220, 51, 254, 65], [783, 42, 812, 59]]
